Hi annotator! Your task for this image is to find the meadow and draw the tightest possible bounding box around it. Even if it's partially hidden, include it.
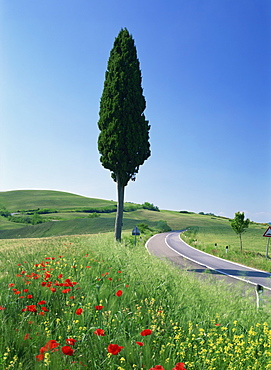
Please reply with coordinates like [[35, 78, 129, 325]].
[[1, 190, 271, 369], [1, 232, 271, 370]]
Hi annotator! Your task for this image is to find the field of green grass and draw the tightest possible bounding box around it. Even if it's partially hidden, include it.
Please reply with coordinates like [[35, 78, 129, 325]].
[[1, 190, 271, 369], [1, 233, 271, 369], [0, 190, 116, 212], [0, 190, 270, 273]]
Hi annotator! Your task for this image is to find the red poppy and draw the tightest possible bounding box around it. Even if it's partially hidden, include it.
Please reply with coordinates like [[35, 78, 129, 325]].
[[149, 366, 164, 370], [136, 341, 144, 346], [75, 308, 83, 315], [140, 329, 152, 336], [62, 288, 71, 293], [172, 363, 187, 370], [26, 305, 37, 313], [0, 306, 6, 310], [41, 307, 49, 312], [115, 290, 123, 297], [95, 305, 103, 310], [43, 340, 60, 351], [66, 338, 77, 346], [23, 289, 29, 292], [62, 345, 74, 356], [24, 333, 30, 340], [94, 328, 105, 336], [38, 300, 46, 305], [107, 343, 124, 355], [36, 353, 44, 361]]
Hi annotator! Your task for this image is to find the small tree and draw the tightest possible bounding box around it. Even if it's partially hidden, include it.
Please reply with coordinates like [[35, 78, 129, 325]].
[[98, 28, 151, 241], [230, 212, 250, 252]]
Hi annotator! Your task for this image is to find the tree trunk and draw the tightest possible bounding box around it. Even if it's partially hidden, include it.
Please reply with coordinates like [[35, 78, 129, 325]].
[[239, 234, 243, 252], [115, 175, 125, 242]]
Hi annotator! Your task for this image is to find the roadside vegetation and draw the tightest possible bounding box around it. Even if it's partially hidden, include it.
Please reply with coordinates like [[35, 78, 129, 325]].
[[1, 233, 271, 370]]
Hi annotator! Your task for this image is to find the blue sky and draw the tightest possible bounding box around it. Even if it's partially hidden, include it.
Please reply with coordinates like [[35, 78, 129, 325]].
[[1, 0, 270, 223]]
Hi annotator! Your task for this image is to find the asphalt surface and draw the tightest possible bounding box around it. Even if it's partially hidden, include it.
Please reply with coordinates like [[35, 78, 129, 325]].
[[146, 230, 271, 298]]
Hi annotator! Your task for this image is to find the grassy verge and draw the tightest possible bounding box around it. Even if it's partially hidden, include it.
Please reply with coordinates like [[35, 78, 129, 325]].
[[1, 233, 271, 369], [182, 224, 271, 271]]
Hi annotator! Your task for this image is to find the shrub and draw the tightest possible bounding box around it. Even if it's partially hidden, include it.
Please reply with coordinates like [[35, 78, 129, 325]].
[[87, 213, 100, 218], [142, 202, 160, 211], [156, 220, 171, 232], [137, 222, 152, 234], [0, 208, 11, 217]]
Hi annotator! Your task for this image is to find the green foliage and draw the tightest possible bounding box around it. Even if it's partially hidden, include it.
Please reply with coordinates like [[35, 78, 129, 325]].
[[230, 211, 250, 234], [142, 202, 160, 211], [87, 213, 100, 218], [97, 28, 150, 187], [230, 212, 250, 252], [8, 213, 46, 226], [72, 205, 117, 214], [137, 222, 152, 234], [199, 211, 216, 216], [123, 204, 141, 212], [37, 208, 58, 215], [156, 220, 171, 232], [31, 212, 44, 225], [0, 207, 10, 217]]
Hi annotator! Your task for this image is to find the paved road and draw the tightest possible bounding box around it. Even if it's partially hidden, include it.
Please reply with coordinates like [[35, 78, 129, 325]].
[[146, 230, 271, 291]]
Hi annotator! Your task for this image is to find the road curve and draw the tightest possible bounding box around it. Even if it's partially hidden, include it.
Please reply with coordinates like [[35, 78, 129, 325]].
[[146, 230, 271, 291]]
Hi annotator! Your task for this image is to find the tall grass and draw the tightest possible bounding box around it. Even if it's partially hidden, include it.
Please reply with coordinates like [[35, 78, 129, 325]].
[[182, 226, 271, 271], [1, 233, 271, 369]]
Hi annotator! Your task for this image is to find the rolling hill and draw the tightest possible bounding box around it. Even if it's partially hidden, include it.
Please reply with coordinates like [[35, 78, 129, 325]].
[[0, 190, 268, 261]]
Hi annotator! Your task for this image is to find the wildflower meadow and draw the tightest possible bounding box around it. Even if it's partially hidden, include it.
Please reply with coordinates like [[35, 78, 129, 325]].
[[1, 233, 271, 369]]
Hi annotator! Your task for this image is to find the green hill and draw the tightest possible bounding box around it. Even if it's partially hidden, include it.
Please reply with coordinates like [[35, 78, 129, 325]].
[[0, 189, 116, 212], [0, 190, 268, 268]]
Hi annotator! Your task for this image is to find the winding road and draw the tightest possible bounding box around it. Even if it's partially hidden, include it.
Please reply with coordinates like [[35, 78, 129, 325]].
[[146, 230, 271, 292]]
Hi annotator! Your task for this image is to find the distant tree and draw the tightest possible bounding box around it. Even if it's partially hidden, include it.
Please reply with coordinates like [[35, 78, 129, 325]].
[[97, 28, 151, 241], [230, 212, 250, 252], [0, 207, 11, 217], [142, 202, 160, 212], [31, 212, 44, 225]]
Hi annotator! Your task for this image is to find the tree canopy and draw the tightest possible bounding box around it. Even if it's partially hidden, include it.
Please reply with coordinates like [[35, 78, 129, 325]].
[[98, 28, 150, 187]]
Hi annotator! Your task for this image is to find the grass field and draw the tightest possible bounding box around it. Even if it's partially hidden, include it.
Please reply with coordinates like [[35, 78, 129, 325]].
[[0, 190, 116, 212], [1, 190, 271, 369], [0, 190, 270, 273], [1, 233, 271, 369]]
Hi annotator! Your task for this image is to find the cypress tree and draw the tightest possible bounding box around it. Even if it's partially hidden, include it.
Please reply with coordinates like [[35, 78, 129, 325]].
[[98, 28, 151, 241]]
